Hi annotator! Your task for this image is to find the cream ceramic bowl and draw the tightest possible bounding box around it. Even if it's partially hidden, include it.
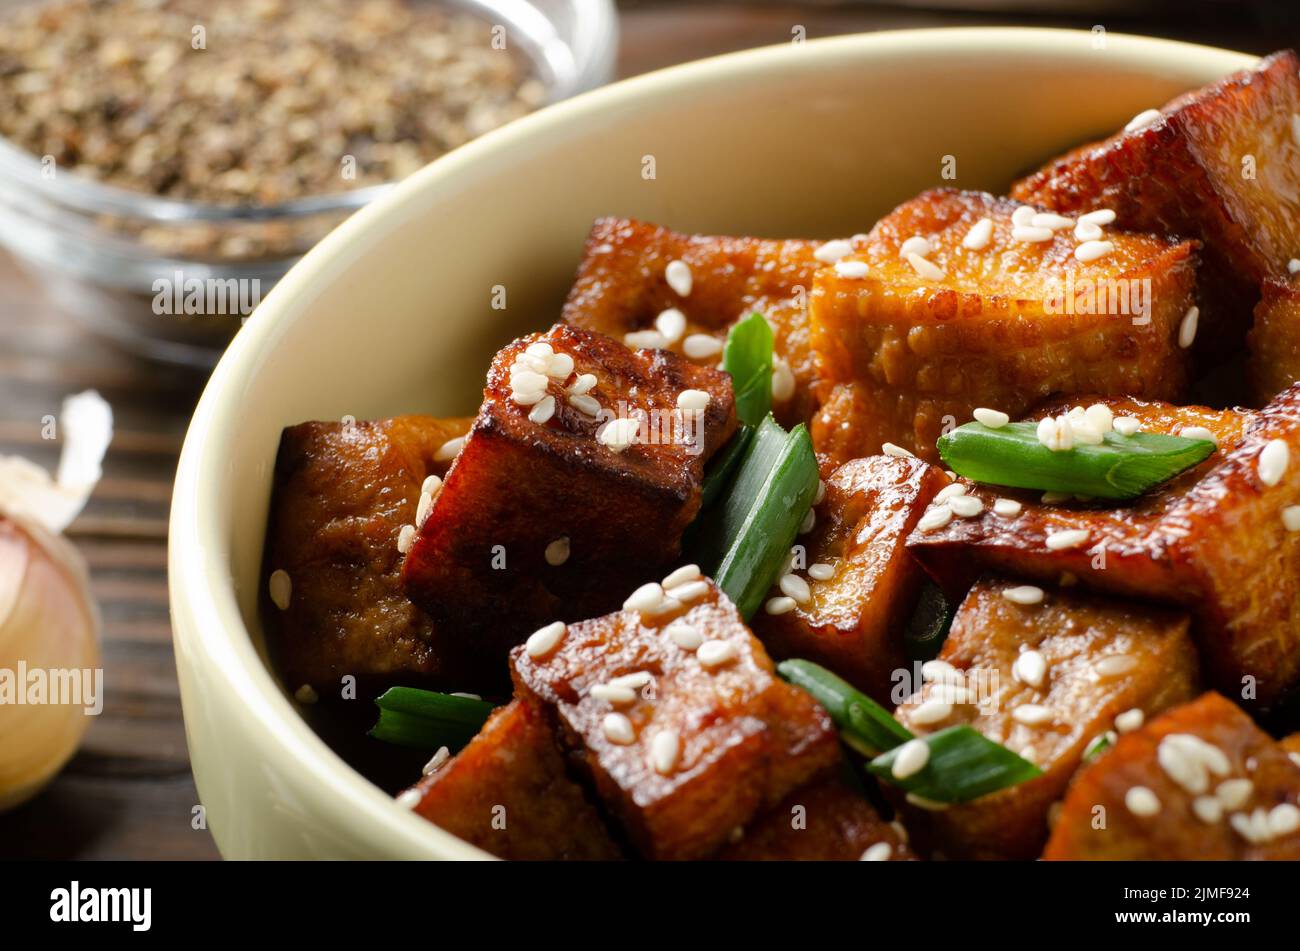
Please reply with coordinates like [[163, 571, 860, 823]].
[[168, 28, 1255, 859]]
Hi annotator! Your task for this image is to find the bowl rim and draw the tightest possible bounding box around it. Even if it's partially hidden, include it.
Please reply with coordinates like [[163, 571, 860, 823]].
[[168, 26, 1257, 860]]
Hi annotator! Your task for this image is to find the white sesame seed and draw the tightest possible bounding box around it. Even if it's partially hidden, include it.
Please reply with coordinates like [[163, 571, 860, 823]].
[[764, 596, 796, 616], [1079, 209, 1117, 227], [993, 498, 1022, 517], [1258, 438, 1289, 487], [1002, 585, 1044, 606], [420, 474, 442, 497], [269, 569, 292, 610], [590, 683, 638, 706], [1011, 703, 1052, 726], [1012, 225, 1054, 243], [568, 393, 601, 417], [814, 239, 854, 263], [525, 621, 567, 658], [1180, 425, 1216, 445], [1159, 737, 1210, 794], [892, 738, 930, 779], [650, 729, 681, 774], [422, 746, 451, 776], [1283, 505, 1300, 532], [511, 368, 549, 392], [799, 507, 816, 534], [1124, 108, 1163, 133], [435, 436, 465, 462], [1269, 802, 1300, 837], [1070, 419, 1105, 446], [778, 573, 812, 604], [525, 341, 554, 359], [1046, 528, 1090, 550], [416, 490, 434, 526], [599, 417, 640, 452], [1084, 403, 1114, 434], [1290, 752, 1300, 768], [664, 619, 704, 650], [624, 582, 666, 614], [906, 252, 945, 281], [1216, 778, 1254, 811], [814, 479, 826, 504], [624, 329, 668, 350], [917, 504, 953, 533], [1012, 649, 1047, 688], [1229, 809, 1268, 843], [602, 712, 636, 745], [882, 442, 914, 458], [697, 639, 738, 668], [529, 395, 557, 424], [511, 385, 547, 407], [396, 788, 423, 810], [807, 562, 835, 581], [1125, 786, 1161, 817], [1178, 306, 1199, 349], [771, 359, 796, 402], [1112, 416, 1141, 436], [1192, 796, 1223, 823], [900, 235, 933, 258], [682, 334, 723, 359], [397, 523, 416, 554], [1073, 220, 1103, 242], [1290, 258, 1300, 275], [834, 259, 870, 279], [935, 482, 968, 504], [1075, 240, 1115, 263], [1037, 415, 1072, 452], [665, 260, 692, 296], [569, 372, 598, 395], [948, 494, 983, 518], [1094, 655, 1137, 678], [962, 217, 994, 251], [1115, 709, 1144, 733], [676, 389, 710, 412], [294, 683, 317, 704], [544, 536, 570, 566], [655, 308, 687, 344], [911, 697, 953, 725], [666, 579, 710, 605], [973, 407, 1010, 428], [860, 842, 893, 861], [905, 792, 950, 812], [659, 566, 699, 591], [1011, 206, 1037, 226], [547, 352, 575, 379], [1032, 212, 1074, 231], [921, 660, 963, 684]]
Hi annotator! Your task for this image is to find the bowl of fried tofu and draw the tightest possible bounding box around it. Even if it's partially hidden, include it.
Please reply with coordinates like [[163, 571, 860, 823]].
[[169, 27, 1300, 860]]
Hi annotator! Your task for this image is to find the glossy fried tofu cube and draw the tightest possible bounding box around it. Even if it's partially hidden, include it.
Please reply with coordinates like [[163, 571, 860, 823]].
[[1013, 51, 1300, 351], [404, 699, 623, 861], [562, 217, 822, 425], [1249, 276, 1300, 404], [717, 778, 915, 861], [262, 414, 474, 691], [810, 189, 1196, 465], [891, 577, 1198, 861], [752, 455, 949, 703], [509, 578, 840, 860], [909, 387, 1300, 708], [403, 324, 737, 669], [1044, 693, 1300, 860]]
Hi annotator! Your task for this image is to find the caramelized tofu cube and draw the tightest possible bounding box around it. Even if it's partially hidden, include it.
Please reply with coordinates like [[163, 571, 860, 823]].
[[752, 455, 949, 703], [403, 324, 737, 668], [404, 699, 623, 861], [892, 577, 1198, 861], [1249, 276, 1300, 404], [717, 778, 915, 861], [262, 415, 474, 690], [1013, 51, 1300, 351], [909, 387, 1300, 707], [1044, 693, 1300, 860], [562, 217, 822, 425], [810, 189, 1196, 465], [509, 579, 839, 860]]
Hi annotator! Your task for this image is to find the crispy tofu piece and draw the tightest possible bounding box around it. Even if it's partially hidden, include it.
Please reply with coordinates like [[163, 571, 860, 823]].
[[752, 455, 949, 703], [510, 579, 840, 860], [1249, 276, 1300, 404], [810, 189, 1196, 465], [405, 699, 623, 861], [892, 577, 1198, 861], [1013, 51, 1300, 353], [262, 414, 475, 690], [562, 218, 822, 426], [403, 324, 737, 670], [717, 778, 915, 861], [909, 387, 1300, 708], [1044, 693, 1300, 860]]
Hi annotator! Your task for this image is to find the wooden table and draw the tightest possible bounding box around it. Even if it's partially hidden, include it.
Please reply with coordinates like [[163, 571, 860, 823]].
[[0, 1, 1288, 860]]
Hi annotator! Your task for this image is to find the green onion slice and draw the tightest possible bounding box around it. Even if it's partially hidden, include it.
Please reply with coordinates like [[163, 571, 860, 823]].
[[722, 312, 774, 428], [937, 421, 1215, 500], [777, 659, 912, 756], [369, 687, 494, 750], [867, 725, 1043, 804], [700, 424, 753, 510]]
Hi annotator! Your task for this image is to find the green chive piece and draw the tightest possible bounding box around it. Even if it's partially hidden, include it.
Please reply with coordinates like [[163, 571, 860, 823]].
[[867, 725, 1043, 803], [904, 582, 954, 662], [937, 421, 1216, 500], [723, 312, 774, 428], [777, 659, 913, 757], [368, 687, 494, 750], [700, 424, 754, 510]]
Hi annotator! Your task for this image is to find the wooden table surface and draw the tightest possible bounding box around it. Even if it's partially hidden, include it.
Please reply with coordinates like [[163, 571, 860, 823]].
[[0, 1, 1288, 860]]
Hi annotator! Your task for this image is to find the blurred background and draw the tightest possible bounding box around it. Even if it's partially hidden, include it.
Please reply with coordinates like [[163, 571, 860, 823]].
[[0, 0, 1295, 859]]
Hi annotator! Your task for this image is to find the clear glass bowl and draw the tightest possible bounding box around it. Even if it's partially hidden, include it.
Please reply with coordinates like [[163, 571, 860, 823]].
[[0, 0, 618, 367]]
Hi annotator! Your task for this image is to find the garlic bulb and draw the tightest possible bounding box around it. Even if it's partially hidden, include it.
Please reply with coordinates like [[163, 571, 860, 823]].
[[0, 391, 111, 811]]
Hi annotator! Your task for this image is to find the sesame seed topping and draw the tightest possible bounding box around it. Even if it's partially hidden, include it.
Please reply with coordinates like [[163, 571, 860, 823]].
[[1011, 703, 1052, 726], [661, 566, 700, 590], [1046, 528, 1090, 550], [435, 436, 465, 462], [294, 683, 317, 704], [1192, 796, 1222, 824], [907, 252, 945, 281], [697, 639, 738, 668], [1078, 209, 1117, 227], [1037, 415, 1073, 452], [892, 739, 930, 779], [397, 523, 416, 554], [1258, 438, 1289, 487], [650, 729, 681, 774], [1011, 206, 1036, 226], [814, 239, 853, 263], [1270, 802, 1300, 837], [682, 334, 723, 359], [1012, 649, 1047, 688], [544, 536, 570, 566], [624, 582, 667, 613], [655, 308, 686, 344], [677, 389, 710, 411], [993, 498, 1022, 517], [1073, 220, 1103, 242], [962, 217, 994, 251], [665, 579, 710, 604], [1290, 258, 1300, 275], [421, 474, 442, 496], [1124, 108, 1163, 132], [1075, 240, 1115, 263], [568, 393, 601, 417], [1002, 585, 1044, 606], [525, 621, 566, 658], [602, 712, 636, 745], [590, 683, 638, 706], [569, 372, 598, 395], [799, 507, 816, 534], [911, 697, 953, 725], [921, 660, 963, 684], [599, 417, 640, 452], [1112, 416, 1141, 436], [1216, 778, 1254, 811], [422, 746, 451, 776], [1282, 505, 1300, 532], [665, 619, 704, 649], [1290, 752, 1300, 768], [529, 395, 557, 424], [396, 788, 423, 810], [1032, 212, 1074, 231], [1012, 224, 1054, 243], [771, 358, 796, 402], [1158, 734, 1230, 794], [1180, 425, 1216, 445], [814, 479, 826, 504], [415, 489, 435, 527], [935, 482, 968, 504], [834, 259, 869, 279], [882, 442, 914, 458], [974, 407, 1010, 428], [1125, 786, 1161, 817], [860, 842, 893, 861], [807, 562, 835, 581], [610, 671, 653, 692], [547, 352, 575, 379], [765, 596, 797, 615], [665, 260, 692, 297], [1094, 654, 1137, 678], [1115, 708, 1144, 733], [948, 494, 983, 518], [1178, 305, 1199, 349], [917, 504, 953, 533], [624, 329, 668, 350], [900, 235, 933, 258], [269, 569, 292, 610]]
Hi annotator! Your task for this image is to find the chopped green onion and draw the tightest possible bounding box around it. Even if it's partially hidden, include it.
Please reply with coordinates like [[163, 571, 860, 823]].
[[1083, 731, 1116, 763], [700, 424, 753, 510], [777, 659, 912, 756], [722, 313, 774, 428], [867, 725, 1043, 804], [905, 582, 954, 662], [703, 417, 819, 618], [937, 422, 1215, 500], [369, 687, 494, 750]]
